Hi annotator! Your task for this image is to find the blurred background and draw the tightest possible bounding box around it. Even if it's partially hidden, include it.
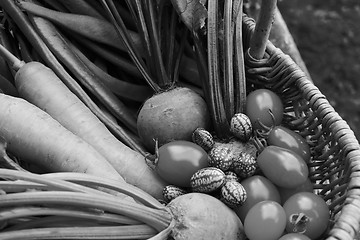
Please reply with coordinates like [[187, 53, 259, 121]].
[[277, 0, 360, 140]]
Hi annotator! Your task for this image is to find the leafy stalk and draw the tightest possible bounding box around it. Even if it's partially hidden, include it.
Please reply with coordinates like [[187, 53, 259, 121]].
[[0, 191, 171, 231], [223, 0, 235, 120], [233, 0, 247, 113], [143, 0, 170, 87], [43, 172, 167, 210], [0, 206, 141, 225], [207, 0, 230, 138], [0, 225, 157, 239], [100, 0, 161, 92]]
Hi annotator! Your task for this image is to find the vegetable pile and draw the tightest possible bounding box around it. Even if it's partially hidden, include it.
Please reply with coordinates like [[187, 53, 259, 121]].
[[0, 0, 343, 239]]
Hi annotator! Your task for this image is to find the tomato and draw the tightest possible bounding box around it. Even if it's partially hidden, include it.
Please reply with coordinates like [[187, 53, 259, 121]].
[[277, 178, 314, 204], [236, 175, 281, 222], [283, 192, 330, 239], [267, 126, 311, 163], [246, 89, 283, 130], [279, 233, 311, 240], [257, 146, 309, 188], [155, 140, 208, 187], [244, 200, 286, 240]]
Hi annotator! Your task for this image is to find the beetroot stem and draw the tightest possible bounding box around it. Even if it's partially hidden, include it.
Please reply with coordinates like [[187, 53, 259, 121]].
[[234, 0, 247, 113], [223, 0, 235, 120], [249, 0, 277, 60], [207, 0, 230, 138], [101, 0, 161, 92]]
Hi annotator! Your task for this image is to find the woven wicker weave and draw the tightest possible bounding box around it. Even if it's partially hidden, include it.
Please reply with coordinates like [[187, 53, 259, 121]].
[[242, 15, 360, 240]]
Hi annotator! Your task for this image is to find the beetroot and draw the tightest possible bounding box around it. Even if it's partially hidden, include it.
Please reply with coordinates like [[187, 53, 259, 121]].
[[137, 87, 210, 151], [168, 193, 245, 240]]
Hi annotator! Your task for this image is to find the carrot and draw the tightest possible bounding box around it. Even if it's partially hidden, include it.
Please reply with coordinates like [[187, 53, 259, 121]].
[[15, 61, 167, 199], [1, 0, 145, 153], [28, 15, 138, 134], [0, 93, 125, 183], [0, 42, 167, 199]]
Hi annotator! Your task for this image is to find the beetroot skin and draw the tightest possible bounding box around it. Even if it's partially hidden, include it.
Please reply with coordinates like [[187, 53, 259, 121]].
[[137, 87, 210, 151]]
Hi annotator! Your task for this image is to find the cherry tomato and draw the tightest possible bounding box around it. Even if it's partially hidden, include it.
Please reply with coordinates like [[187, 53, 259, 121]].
[[236, 175, 281, 222], [283, 192, 330, 239], [156, 140, 208, 187], [257, 146, 309, 188], [244, 200, 286, 240], [279, 233, 311, 240], [246, 89, 283, 130], [277, 178, 314, 204], [267, 126, 311, 163]]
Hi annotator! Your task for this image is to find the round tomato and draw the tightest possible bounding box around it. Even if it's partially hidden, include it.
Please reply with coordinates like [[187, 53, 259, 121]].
[[246, 89, 283, 130], [244, 200, 286, 240], [278, 178, 314, 204], [267, 126, 311, 163], [236, 175, 281, 222], [283, 192, 330, 239], [279, 233, 311, 240], [155, 140, 208, 187], [257, 146, 309, 188]]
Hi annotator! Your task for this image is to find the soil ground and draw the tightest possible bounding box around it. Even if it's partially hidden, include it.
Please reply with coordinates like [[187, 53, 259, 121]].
[[277, 0, 360, 141]]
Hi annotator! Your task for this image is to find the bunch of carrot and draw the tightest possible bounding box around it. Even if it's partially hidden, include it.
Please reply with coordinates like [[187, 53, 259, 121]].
[[0, 0, 177, 200]]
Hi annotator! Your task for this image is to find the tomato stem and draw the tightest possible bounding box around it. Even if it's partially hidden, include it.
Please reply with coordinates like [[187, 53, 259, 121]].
[[290, 212, 309, 234]]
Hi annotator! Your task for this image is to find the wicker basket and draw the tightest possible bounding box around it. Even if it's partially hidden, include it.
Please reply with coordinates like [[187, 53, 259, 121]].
[[241, 14, 360, 240]]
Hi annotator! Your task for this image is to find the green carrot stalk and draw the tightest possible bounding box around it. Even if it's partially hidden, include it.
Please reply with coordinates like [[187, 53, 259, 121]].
[[20, 0, 202, 87], [17, 1, 141, 52], [101, 0, 160, 92], [60, 0, 106, 20], [40, 0, 68, 12], [0, 23, 18, 80], [70, 43, 153, 102], [12, 29, 35, 63], [70, 33, 144, 79]]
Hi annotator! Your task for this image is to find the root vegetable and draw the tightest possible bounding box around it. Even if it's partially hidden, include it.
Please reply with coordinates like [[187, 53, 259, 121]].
[[137, 87, 211, 151], [167, 192, 245, 240], [14, 61, 167, 199], [0, 170, 245, 240], [0, 43, 167, 199], [0, 93, 123, 182]]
